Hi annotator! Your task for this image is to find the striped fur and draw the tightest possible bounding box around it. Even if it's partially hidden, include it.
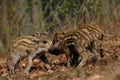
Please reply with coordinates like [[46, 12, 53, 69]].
[[52, 30, 92, 67], [8, 35, 53, 74], [63, 30, 94, 67], [79, 24, 104, 41], [52, 32, 66, 50], [52, 24, 104, 67], [79, 24, 104, 57]]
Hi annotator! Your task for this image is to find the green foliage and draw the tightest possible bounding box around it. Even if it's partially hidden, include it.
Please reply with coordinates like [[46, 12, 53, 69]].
[[115, 0, 120, 6], [76, 70, 82, 77], [63, 0, 71, 7], [41, 0, 80, 24], [59, 8, 69, 15], [26, 3, 32, 13], [47, 0, 53, 6], [60, 0, 78, 15], [85, 0, 103, 14], [5, 27, 13, 35]]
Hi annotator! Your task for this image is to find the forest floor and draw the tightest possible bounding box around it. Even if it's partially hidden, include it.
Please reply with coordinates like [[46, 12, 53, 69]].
[[0, 36, 120, 80]]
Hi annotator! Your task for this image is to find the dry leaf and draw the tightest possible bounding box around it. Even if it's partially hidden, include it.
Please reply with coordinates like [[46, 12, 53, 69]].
[[47, 70, 54, 73], [29, 72, 39, 79]]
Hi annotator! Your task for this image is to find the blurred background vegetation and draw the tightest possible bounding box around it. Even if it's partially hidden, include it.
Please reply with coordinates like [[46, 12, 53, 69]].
[[0, 0, 120, 52]]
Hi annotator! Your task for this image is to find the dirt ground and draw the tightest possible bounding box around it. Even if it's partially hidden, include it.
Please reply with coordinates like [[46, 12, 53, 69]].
[[0, 36, 120, 80]]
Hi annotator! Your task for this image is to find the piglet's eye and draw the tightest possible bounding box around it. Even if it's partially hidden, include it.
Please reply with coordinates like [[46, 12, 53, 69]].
[[43, 40, 47, 44], [33, 39, 39, 44]]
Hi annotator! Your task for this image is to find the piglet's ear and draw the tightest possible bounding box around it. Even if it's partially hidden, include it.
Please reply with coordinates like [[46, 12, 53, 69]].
[[36, 32, 41, 38], [33, 39, 39, 44]]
